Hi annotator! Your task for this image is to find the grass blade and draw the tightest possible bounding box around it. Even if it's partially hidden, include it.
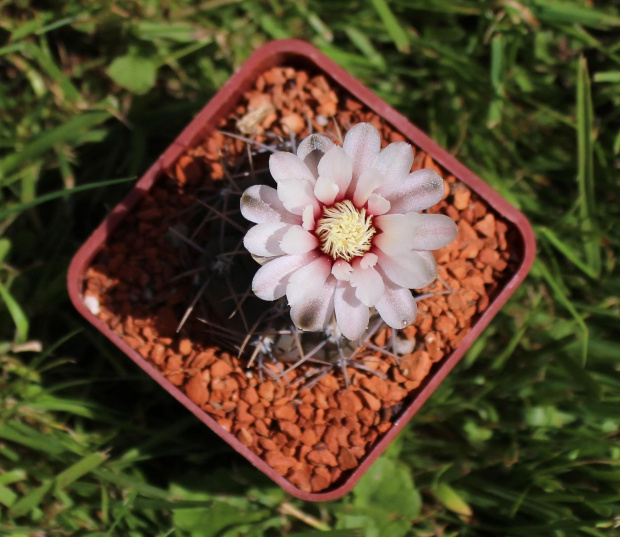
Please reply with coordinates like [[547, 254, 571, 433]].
[[593, 71, 620, 83], [0, 283, 29, 343], [432, 483, 473, 517], [0, 484, 18, 508], [0, 111, 110, 181], [538, 226, 598, 279], [0, 422, 66, 456], [576, 56, 601, 277], [21, 42, 81, 103], [290, 528, 364, 537], [531, 0, 620, 28], [55, 452, 109, 492], [369, 0, 410, 53], [534, 259, 589, 365], [557, 352, 603, 400], [8, 479, 53, 518], [0, 176, 134, 220], [344, 26, 387, 70]]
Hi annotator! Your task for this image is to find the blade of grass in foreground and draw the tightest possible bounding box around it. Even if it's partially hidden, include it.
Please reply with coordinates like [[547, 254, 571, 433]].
[[490, 305, 537, 371], [8, 480, 54, 518], [576, 56, 601, 278], [0, 176, 134, 220], [0, 283, 29, 343], [20, 42, 82, 103], [531, 0, 620, 29], [290, 530, 364, 537], [369, 0, 410, 53], [538, 226, 598, 279], [344, 26, 387, 70], [431, 482, 473, 517], [593, 71, 620, 83], [54, 451, 109, 492], [0, 110, 110, 181], [535, 259, 589, 365], [557, 352, 602, 400]]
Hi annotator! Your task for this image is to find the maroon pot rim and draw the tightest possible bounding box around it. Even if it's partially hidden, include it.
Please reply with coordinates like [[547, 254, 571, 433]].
[[67, 39, 536, 502]]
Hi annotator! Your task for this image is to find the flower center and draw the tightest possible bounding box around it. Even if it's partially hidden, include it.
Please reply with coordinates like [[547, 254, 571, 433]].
[[315, 200, 376, 262]]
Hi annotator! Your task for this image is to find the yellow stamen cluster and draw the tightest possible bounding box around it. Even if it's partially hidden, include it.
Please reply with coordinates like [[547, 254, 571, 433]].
[[315, 200, 376, 262]]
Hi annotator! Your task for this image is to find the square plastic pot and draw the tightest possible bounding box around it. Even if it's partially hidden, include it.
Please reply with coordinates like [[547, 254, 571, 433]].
[[68, 39, 536, 501]]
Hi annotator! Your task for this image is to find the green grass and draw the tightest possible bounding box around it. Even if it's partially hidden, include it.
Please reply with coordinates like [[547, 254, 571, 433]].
[[1, 0, 619, 535]]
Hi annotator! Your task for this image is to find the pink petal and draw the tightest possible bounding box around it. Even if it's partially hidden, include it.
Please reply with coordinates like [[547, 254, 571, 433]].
[[290, 275, 337, 332], [374, 271, 418, 329], [414, 249, 439, 278], [240, 185, 300, 224], [243, 222, 291, 257], [332, 260, 353, 281], [280, 225, 319, 255], [349, 261, 385, 307], [334, 282, 370, 340], [372, 141, 414, 190], [317, 146, 353, 202], [277, 177, 320, 216], [297, 134, 335, 177], [367, 193, 391, 215], [302, 205, 315, 230], [353, 168, 383, 207], [377, 249, 437, 289], [374, 212, 458, 254], [313, 174, 339, 205], [252, 251, 319, 301], [408, 213, 458, 250], [374, 213, 423, 256], [377, 169, 444, 213], [286, 256, 332, 307], [269, 151, 316, 185], [343, 123, 381, 197], [360, 252, 378, 269], [374, 212, 417, 233]]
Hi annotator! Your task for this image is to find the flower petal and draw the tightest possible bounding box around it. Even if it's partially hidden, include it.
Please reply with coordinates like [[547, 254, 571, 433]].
[[286, 256, 332, 307], [374, 213, 423, 256], [252, 251, 319, 301], [374, 272, 418, 329], [280, 225, 319, 255], [372, 141, 414, 190], [353, 168, 383, 207], [277, 177, 320, 216], [269, 151, 316, 185], [296, 133, 335, 177], [374, 212, 458, 255], [377, 249, 437, 289], [290, 275, 337, 332], [414, 249, 438, 279], [332, 260, 353, 281], [317, 146, 353, 202], [374, 212, 418, 233], [360, 252, 378, 269], [302, 205, 315, 230], [240, 185, 300, 224], [378, 169, 444, 214], [367, 193, 391, 215], [243, 222, 291, 257], [408, 213, 458, 250], [343, 123, 381, 197], [313, 174, 339, 205], [349, 261, 385, 307], [334, 282, 370, 340]]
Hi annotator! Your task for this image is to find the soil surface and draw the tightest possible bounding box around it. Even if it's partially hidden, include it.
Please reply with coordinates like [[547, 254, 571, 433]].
[[82, 66, 519, 493]]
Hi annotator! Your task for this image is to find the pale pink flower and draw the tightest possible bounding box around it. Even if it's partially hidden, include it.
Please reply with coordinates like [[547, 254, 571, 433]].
[[240, 123, 458, 340]]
